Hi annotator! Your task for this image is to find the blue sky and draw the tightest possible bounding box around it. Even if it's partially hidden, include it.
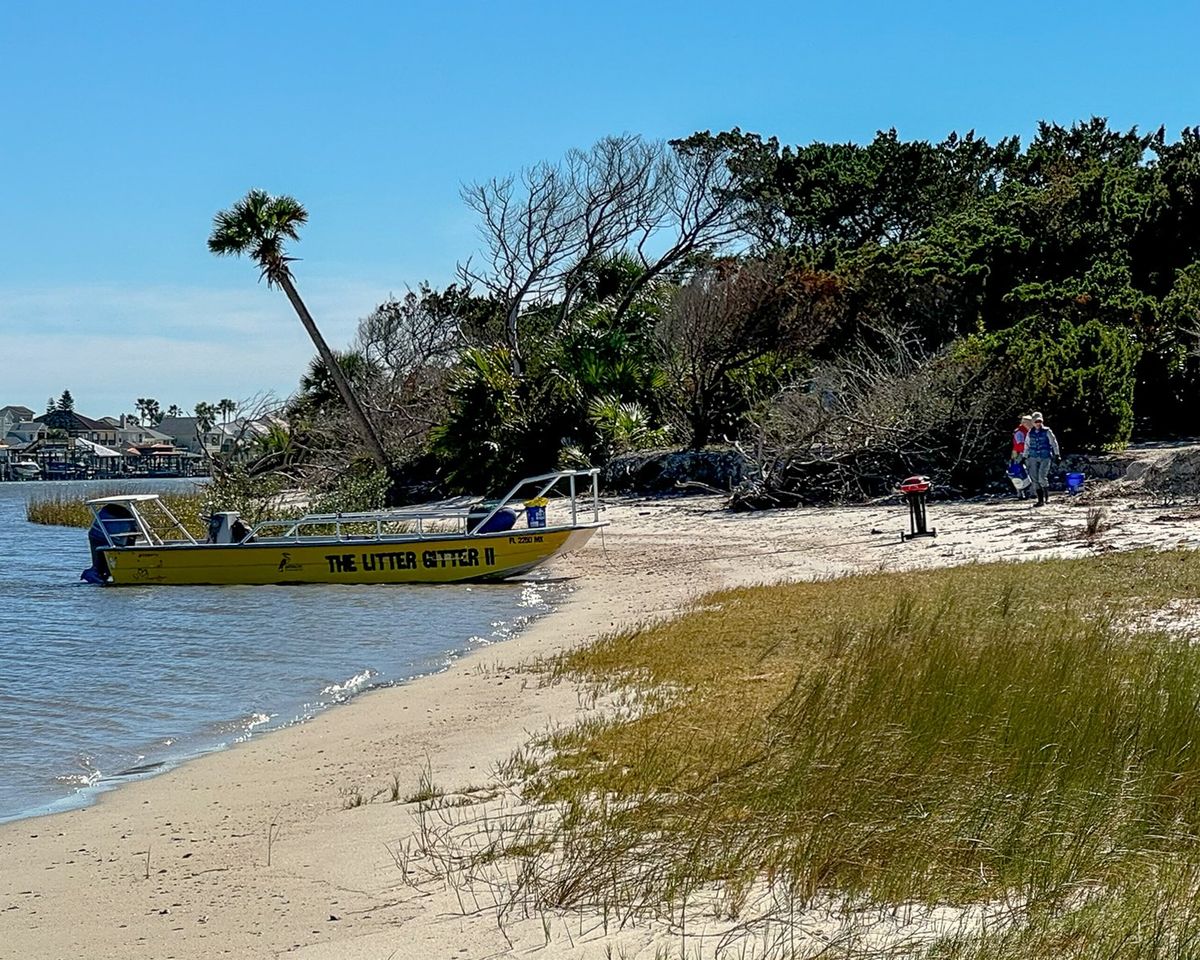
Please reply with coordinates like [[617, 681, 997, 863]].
[[2, 0, 1198, 414]]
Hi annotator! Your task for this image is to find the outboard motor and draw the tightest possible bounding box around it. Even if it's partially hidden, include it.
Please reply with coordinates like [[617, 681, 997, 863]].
[[81, 504, 138, 584], [206, 511, 246, 544]]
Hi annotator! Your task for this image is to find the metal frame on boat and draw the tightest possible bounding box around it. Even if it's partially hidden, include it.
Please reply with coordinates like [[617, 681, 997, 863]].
[[83, 469, 605, 586]]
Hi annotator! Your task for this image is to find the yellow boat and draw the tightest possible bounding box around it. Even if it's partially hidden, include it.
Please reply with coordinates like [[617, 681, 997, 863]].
[[82, 470, 605, 586]]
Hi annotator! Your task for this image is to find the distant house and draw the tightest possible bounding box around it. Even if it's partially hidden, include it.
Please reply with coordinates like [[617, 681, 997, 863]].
[[156, 415, 280, 457], [155, 416, 214, 454], [1, 404, 35, 422], [215, 418, 274, 453], [0, 405, 36, 441], [35, 410, 120, 445], [98, 415, 174, 448], [4, 420, 47, 447]]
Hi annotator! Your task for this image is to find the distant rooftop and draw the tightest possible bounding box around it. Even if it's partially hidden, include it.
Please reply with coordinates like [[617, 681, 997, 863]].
[[35, 409, 109, 432]]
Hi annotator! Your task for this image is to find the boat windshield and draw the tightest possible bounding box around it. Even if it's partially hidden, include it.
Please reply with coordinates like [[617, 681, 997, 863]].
[[85, 495, 198, 547]]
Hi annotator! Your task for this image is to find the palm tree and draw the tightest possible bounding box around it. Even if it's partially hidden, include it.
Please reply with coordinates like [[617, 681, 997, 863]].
[[193, 401, 216, 433], [207, 190, 390, 470], [216, 398, 237, 424], [135, 397, 160, 427]]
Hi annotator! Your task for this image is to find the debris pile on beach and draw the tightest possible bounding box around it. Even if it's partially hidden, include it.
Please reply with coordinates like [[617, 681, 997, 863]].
[[1086, 443, 1200, 501]]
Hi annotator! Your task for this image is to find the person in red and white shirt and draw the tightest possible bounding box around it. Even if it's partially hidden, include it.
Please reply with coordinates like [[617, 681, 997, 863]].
[[1011, 414, 1033, 461]]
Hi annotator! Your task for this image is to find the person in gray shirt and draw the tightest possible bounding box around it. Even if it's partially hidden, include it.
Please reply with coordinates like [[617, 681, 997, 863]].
[[1024, 411, 1060, 507]]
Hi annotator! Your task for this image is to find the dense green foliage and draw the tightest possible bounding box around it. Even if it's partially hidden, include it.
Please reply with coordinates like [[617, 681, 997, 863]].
[[274, 119, 1200, 502], [963, 317, 1141, 449]]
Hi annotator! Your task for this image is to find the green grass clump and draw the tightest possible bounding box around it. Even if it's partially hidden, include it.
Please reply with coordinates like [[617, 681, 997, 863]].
[[487, 550, 1200, 952], [923, 864, 1200, 959]]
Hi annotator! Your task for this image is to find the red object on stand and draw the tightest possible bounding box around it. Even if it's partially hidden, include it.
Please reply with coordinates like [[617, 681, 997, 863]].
[[899, 476, 937, 540]]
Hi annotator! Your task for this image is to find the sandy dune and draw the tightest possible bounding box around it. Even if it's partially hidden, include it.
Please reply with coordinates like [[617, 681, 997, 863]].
[[3, 491, 1199, 959]]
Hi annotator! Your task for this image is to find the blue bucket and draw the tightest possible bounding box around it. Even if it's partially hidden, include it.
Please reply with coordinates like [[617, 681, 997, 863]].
[[1066, 472, 1085, 494], [1007, 463, 1027, 479], [526, 504, 546, 528]]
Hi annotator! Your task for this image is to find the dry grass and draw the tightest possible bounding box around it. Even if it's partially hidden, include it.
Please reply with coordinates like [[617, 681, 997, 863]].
[[455, 550, 1200, 956], [1084, 505, 1110, 541]]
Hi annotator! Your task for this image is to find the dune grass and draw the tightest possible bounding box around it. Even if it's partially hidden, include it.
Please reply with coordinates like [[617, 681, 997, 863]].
[[472, 549, 1200, 955]]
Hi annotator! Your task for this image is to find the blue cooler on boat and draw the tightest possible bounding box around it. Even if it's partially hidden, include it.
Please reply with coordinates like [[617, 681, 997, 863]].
[[1066, 472, 1085, 495], [467, 505, 517, 533]]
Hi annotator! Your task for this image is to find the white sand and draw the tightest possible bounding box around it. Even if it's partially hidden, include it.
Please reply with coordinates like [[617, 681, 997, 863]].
[[3, 492, 1198, 958]]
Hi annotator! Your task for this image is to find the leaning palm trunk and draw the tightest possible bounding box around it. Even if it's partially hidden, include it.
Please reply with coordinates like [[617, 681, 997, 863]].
[[278, 274, 391, 470]]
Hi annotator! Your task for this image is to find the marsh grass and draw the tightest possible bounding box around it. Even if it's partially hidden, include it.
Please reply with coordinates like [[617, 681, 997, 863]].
[[26, 488, 210, 538], [922, 864, 1200, 959], [463, 550, 1200, 955]]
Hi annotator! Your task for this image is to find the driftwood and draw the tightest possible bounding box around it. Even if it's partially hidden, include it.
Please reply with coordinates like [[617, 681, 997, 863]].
[[727, 324, 1011, 510]]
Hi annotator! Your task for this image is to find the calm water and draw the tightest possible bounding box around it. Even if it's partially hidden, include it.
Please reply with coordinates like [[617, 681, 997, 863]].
[[0, 480, 555, 823]]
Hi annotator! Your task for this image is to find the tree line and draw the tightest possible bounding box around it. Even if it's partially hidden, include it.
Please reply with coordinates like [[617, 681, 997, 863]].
[[44, 392, 239, 431], [210, 118, 1200, 507]]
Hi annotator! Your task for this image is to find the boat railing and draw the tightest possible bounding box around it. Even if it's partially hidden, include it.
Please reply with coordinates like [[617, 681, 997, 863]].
[[248, 468, 601, 544], [466, 468, 600, 535], [248, 509, 468, 543], [88, 468, 603, 548]]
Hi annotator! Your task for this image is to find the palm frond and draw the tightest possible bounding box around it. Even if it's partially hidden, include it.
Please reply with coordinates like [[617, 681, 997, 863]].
[[208, 189, 309, 286]]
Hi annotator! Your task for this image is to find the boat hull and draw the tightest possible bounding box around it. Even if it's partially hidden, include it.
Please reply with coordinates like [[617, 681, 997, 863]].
[[100, 526, 599, 586]]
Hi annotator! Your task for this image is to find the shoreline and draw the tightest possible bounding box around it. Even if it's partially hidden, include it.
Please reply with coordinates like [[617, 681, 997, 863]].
[[1, 499, 729, 959], [3, 493, 1198, 958], [0, 577, 565, 829]]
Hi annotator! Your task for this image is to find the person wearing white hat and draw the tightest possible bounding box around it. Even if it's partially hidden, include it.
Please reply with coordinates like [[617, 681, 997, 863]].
[[1009, 414, 1034, 499], [1024, 412, 1060, 507], [1011, 414, 1033, 461]]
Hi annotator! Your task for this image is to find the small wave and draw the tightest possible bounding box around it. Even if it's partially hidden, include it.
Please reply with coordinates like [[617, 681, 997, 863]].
[[206, 710, 275, 743], [231, 712, 273, 743], [55, 753, 102, 790], [54, 771, 101, 788], [321, 668, 378, 700]]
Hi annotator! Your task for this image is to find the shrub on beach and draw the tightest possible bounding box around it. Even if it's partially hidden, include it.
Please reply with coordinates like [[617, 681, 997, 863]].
[[957, 317, 1140, 452]]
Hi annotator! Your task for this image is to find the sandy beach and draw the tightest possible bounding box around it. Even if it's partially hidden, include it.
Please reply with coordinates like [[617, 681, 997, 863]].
[[4, 491, 1199, 959]]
